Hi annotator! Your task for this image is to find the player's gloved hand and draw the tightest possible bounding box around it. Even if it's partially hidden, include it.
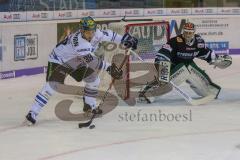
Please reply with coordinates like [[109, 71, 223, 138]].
[[210, 54, 232, 69], [107, 63, 123, 79], [121, 33, 138, 50]]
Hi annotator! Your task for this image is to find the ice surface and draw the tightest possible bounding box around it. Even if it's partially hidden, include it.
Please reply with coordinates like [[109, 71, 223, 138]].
[[0, 56, 239, 160]]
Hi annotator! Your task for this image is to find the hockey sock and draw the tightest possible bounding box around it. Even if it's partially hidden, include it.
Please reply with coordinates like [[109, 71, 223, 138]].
[[30, 83, 55, 115]]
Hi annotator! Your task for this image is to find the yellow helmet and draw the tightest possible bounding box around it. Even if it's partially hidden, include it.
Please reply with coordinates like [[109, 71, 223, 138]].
[[79, 16, 97, 31]]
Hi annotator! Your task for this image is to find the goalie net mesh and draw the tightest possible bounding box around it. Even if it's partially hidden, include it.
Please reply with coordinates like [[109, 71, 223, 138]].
[[98, 21, 170, 100]]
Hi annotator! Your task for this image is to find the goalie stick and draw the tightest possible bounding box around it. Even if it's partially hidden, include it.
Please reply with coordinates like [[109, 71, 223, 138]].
[[130, 50, 215, 105], [78, 49, 132, 128]]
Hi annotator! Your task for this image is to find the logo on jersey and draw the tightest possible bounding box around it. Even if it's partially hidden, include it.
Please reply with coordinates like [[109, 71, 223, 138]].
[[186, 47, 196, 51], [177, 37, 183, 42], [83, 54, 93, 63], [177, 51, 199, 59], [77, 48, 91, 52]]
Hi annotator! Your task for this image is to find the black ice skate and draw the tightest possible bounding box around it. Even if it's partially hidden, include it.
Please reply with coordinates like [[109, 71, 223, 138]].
[[92, 107, 103, 115], [83, 97, 103, 115], [83, 104, 103, 115], [138, 92, 151, 104], [25, 111, 37, 125], [83, 103, 92, 113], [83, 98, 103, 117]]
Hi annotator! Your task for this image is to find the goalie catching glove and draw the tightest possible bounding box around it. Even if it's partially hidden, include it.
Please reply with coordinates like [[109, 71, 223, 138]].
[[121, 33, 138, 50], [210, 54, 232, 69], [107, 63, 123, 80]]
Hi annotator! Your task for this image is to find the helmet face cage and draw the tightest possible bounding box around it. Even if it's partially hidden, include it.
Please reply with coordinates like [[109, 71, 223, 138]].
[[183, 22, 195, 32], [183, 22, 195, 44], [79, 16, 97, 31]]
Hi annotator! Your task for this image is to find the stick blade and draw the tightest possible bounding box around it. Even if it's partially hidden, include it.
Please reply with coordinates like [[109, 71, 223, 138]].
[[78, 120, 92, 128], [190, 94, 215, 106]]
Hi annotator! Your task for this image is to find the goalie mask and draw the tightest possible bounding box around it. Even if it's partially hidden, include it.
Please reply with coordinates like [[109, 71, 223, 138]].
[[79, 16, 97, 42], [182, 22, 196, 45]]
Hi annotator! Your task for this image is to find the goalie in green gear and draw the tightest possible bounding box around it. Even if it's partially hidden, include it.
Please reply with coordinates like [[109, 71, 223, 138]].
[[139, 22, 232, 104]]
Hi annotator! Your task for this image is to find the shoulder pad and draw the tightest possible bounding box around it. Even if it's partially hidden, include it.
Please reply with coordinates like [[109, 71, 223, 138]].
[[176, 36, 183, 43], [195, 35, 206, 48], [162, 43, 172, 52], [195, 34, 205, 42]]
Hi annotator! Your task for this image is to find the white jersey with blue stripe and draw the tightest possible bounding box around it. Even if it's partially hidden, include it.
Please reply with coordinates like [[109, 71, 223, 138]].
[[49, 29, 123, 65]]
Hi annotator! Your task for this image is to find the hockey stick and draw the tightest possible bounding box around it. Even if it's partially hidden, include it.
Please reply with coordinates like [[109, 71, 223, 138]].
[[78, 114, 96, 128], [130, 50, 215, 105], [78, 49, 132, 128]]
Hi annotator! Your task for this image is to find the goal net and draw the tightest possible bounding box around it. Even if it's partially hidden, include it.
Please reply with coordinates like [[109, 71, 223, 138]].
[[98, 21, 170, 100]]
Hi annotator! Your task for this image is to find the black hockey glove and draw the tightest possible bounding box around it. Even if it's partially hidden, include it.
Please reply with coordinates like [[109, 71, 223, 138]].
[[107, 63, 123, 80], [121, 33, 138, 50]]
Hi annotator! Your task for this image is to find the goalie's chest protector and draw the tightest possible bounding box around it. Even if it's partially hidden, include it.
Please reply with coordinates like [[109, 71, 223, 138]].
[[173, 36, 200, 62]]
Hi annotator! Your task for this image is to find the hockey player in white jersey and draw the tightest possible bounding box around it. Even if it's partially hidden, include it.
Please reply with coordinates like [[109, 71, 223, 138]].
[[25, 16, 138, 125]]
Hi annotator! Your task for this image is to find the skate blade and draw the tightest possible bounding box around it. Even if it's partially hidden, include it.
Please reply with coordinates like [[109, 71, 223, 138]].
[[22, 119, 35, 126], [137, 97, 155, 104], [83, 112, 103, 119]]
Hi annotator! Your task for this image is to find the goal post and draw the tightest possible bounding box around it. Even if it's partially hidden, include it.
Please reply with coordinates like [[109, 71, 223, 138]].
[[99, 21, 170, 100]]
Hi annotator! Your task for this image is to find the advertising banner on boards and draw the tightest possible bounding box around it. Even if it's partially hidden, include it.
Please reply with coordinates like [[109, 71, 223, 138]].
[[57, 18, 152, 42], [159, 16, 240, 54]]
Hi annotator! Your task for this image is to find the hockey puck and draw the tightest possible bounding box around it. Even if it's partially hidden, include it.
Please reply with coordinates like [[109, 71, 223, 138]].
[[89, 124, 95, 129]]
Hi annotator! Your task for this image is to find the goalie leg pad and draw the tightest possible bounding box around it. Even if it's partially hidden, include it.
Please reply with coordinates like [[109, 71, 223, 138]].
[[187, 63, 221, 98], [170, 63, 190, 86]]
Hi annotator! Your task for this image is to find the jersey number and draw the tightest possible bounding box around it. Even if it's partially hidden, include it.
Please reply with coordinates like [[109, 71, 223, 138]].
[[83, 54, 93, 63]]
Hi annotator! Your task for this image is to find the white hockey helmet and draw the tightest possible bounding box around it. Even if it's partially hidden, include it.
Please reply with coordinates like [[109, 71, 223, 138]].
[[182, 22, 196, 45]]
